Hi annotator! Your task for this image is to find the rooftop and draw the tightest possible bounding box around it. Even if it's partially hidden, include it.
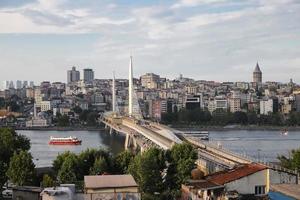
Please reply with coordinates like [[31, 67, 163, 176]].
[[84, 174, 138, 189], [254, 62, 262, 73], [206, 163, 267, 185], [184, 180, 224, 190]]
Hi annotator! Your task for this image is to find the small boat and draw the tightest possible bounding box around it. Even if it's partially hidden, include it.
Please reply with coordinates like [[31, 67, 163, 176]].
[[281, 129, 288, 136], [49, 136, 82, 145]]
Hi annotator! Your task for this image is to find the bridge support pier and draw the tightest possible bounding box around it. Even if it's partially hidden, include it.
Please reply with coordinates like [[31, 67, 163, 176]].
[[125, 133, 139, 152]]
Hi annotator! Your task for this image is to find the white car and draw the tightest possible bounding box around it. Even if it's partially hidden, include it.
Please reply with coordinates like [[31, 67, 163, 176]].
[[2, 189, 12, 198]]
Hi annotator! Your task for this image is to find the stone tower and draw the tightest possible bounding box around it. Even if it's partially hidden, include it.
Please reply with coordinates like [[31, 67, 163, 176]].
[[253, 62, 262, 83]]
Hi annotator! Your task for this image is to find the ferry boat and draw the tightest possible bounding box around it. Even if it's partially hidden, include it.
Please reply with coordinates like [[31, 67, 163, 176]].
[[49, 136, 82, 145]]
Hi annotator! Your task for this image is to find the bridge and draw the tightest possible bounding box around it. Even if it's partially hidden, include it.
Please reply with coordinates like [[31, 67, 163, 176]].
[[100, 56, 259, 174]]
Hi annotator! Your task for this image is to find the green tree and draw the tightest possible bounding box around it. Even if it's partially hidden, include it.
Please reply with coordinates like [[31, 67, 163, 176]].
[[57, 114, 70, 126], [57, 155, 78, 183], [278, 149, 300, 171], [86, 112, 99, 126], [114, 150, 135, 174], [89, 157, 108, 175], [169, 143, 197, 188], [6, 151, 35, 186], [42, 174, 55, 187], [233, 111, 248, 125], [53, 151, 76, 174], [77, 148, 115, 180], [128, 148, 166, 198], [72, 106, 83, 114], [0, 128, 30, 188]]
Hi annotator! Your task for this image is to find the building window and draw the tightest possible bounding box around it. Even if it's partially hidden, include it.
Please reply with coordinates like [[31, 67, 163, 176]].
[[255, 185, 266, 195]]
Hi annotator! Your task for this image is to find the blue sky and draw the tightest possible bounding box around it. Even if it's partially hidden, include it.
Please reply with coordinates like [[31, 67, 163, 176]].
[[0, 0, 299, 83]]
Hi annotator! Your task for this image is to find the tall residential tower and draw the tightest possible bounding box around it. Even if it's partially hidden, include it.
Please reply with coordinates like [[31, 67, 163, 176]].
[[83, 68, 94, 83], [67, 67, 80, 83]]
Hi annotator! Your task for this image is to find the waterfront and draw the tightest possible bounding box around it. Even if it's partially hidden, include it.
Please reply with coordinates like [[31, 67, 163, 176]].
[[18, 130, 125, 167], [18, 129, 300, 167]]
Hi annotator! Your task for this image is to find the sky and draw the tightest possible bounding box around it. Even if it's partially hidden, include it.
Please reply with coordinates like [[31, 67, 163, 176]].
[[0, 0, 299, 84]]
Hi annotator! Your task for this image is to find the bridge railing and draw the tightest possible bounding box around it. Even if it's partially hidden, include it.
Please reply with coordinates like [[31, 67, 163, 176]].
[[185, 136, 252, 164]]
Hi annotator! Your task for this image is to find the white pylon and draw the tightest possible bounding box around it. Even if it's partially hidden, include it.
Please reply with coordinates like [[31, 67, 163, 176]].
[[128, 56, 133, 116], [112, 71, 116, 113]]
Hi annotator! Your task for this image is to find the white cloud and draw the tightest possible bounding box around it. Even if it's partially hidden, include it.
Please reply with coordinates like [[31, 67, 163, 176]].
[[0, 0, 299, 82], [171, 0, 227, 9]]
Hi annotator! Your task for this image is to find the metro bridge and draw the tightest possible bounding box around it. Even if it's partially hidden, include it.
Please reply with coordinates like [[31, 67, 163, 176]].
[[100, 56, 255, 174]]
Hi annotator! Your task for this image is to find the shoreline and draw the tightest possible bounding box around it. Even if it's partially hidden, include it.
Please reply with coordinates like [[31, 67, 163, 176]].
[[1, 126, 106, 131], [2, 125, 300, 132], [170, 125, 300, 131]]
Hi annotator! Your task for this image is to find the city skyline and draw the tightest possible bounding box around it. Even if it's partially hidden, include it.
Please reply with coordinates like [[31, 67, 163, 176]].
[[0, 0, 299, 82]]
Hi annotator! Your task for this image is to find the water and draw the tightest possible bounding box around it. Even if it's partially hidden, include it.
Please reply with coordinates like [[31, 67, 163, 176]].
[[17, 129, 300, 167], [18, 130, 125, 167], [269, 192, 296, 200], [209, 130, 300, 162]]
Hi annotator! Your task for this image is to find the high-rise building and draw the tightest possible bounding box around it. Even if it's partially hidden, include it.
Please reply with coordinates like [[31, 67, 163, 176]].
[[9, 81, 15, 89], [67, 67, 80, 83], [16, 80, 22, 89], [253, 62, 262, 83], [29, 81, 35, 87], [83, 68, 94, 83], [23, 81, 28, 88]]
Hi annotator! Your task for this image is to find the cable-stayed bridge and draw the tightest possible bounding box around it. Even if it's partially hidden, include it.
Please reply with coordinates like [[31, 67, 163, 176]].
[[101, 56, 299, 176]]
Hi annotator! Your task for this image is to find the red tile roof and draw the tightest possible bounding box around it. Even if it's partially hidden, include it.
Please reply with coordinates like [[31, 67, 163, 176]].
[[206, 163, 267, 185]]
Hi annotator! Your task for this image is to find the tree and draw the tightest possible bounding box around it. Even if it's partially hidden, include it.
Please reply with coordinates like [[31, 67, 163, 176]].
[[53, 151, 77, 176], [233, 111, 248, 125], [42, 174, 55, 187], [89, 157, 108, 175], [0, 128, 30, 188], [278, 149, 300, 171], [86, 112, 99, 126], [72, 106, 83, 114], [57, 155, 78, 183], [128, 148, 166, 198], [169, 143, 197, 188], [114, 150, 135, 174], [57, 114, 70, 126], [6, 151, 35, 186]]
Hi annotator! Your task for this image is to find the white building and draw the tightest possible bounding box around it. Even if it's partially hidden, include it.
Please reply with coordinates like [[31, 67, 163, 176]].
[[208, 96, 228, 113], [182, 163, 298, 200], [260, 99, 274, 115], [41, 101, 52, 112]]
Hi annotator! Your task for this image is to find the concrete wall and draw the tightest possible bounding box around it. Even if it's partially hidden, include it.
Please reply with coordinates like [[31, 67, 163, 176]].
[[225, 169, 268, 195], [269, 169, 298, 184], [13, 191, 41, 200]]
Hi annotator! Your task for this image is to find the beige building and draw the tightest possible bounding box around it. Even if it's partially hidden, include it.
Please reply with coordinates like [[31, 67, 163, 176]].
[[229, 98, 241, 113], [140, 73, 160, 89], [84, 175, 140, 200]]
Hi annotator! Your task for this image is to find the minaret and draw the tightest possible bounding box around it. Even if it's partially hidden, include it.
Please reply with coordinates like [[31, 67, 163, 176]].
[[112, 71, 116, 113], [128, 56, 133, 116]]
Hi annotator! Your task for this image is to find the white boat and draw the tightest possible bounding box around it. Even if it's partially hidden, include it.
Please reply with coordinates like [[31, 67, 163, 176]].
[[281, 130, 288, 136]]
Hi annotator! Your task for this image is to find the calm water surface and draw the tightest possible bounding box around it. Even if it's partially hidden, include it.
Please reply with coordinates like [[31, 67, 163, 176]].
[[18, 130, 125, 167], [17, 129, 300, 167], [209, 130, 300, 162]]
